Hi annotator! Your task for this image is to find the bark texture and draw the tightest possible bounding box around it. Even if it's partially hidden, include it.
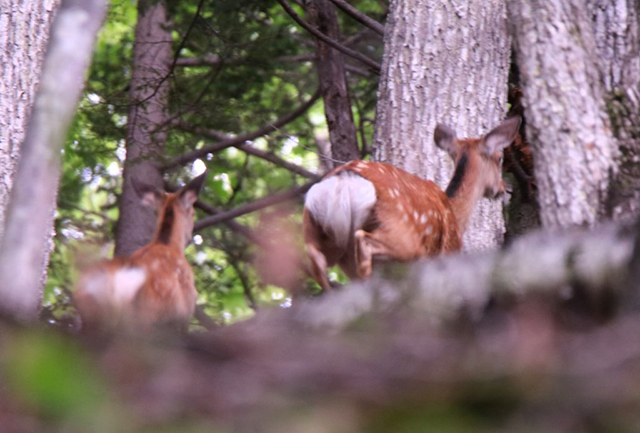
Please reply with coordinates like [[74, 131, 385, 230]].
[[508, 0, 618, 228], [0, 0, 59, 234], [372, 0, 511, 252], [586, 0, 640, 221], [115, 0, 172, 257], [0, 0, 107, 321], [0, 0, 60, 296], [307, 0, 360, 168]]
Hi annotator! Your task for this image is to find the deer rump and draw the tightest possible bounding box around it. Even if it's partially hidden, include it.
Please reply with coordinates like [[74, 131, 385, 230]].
[[306, 171, 377, 249]]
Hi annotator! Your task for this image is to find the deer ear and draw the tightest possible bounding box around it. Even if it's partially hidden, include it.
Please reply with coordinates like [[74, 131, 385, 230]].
[[434, 123, 458, 157], [179, 171, 207, 208], [131, 176, 164, 209], [483, 116, 521, 155]]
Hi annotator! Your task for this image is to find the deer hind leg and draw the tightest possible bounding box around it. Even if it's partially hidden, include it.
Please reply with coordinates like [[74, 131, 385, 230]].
[[354, 230, 398, 279], [306, 243, 332, 291]]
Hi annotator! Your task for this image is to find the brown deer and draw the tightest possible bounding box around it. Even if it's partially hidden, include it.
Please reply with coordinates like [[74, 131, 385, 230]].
[[75, 172, 206, 330], [303, 117, 521, 290]]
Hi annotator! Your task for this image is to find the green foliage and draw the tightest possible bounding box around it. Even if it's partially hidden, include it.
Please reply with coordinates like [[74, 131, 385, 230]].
[[3, 330, 109, 422], [51, 0, 382, 324]]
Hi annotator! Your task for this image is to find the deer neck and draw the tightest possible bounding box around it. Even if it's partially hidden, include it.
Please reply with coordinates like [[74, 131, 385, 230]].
[[153, 202, 188, 251], [444, 153, 484, 234]]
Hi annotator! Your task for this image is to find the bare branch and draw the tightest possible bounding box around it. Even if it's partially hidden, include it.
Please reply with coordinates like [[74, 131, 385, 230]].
[[194, 200, 264, 246], [176, 54, 221, 67], [163, 89, 322, 169], [194, 182, 316, 231], [276, 0, 381, 73], [176, 121, 319, 180], [328, 0, 385, 36]]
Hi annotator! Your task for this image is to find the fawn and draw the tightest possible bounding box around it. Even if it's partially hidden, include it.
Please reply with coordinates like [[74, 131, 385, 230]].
[[303, 117, 521, 290], [75, 172, 206, 330]]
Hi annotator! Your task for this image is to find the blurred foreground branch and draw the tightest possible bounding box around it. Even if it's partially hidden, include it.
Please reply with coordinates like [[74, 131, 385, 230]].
[[296, 223, 635, 329]]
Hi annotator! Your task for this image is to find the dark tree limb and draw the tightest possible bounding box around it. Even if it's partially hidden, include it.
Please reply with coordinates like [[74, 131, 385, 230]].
[[328, 0, 385, 36], [276, 0, 381, 73], [194, 182, 315, 231], [0, 0, 108, 322], [163, 89, 322, 169], [307, 0, 361, 166]]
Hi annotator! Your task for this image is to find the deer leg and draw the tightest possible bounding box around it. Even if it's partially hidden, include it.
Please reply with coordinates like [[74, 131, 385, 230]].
[[355, 230, 397, 279], [306, 243, 331, 291]]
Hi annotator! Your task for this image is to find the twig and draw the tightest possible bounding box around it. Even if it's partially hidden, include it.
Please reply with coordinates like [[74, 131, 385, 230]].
[[194, 182, 316, 231], [176, 121, 319, 179], [162, 89, 322, 169], [194, 200, 264, 246], [176, 55, 221, 67], [328, 0, 385, 36], [276, 0, 381, 73]]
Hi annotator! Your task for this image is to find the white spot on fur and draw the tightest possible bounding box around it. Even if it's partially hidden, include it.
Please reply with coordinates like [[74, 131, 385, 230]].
[[413, 210, 419, 221], [425, 225, 434, 236], [397, 203, 404, 212], [113, 267, 146, 307], [305, 172, 376, 249], [419, 214, 427, 224]]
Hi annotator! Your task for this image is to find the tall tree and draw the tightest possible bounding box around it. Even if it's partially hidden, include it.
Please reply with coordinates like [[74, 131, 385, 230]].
[[373, 0, 512, 251], [115, 0, 173, 257], [508, 0, 617, 228], [587, 0, 640, 221], [0, 0, 59, 233], [306, 0, 360, 167], [0, 0, 107, 321], [0, 1, 61, 295]]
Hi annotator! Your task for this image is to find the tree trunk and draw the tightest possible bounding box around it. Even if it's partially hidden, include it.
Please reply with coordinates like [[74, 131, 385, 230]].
[[306, 0, 360, 169], [508, 0, 618, 228], [0, 0, 107, 321], [0, 0, 61, 298], [0, 0, 59, 233], [586, 0, 640, 221], [115, 0, 172, 257], [372, 0, 512, 251]]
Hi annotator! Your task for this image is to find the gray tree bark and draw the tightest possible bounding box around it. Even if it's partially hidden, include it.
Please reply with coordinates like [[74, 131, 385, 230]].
[[508, 0, 618, 228], [372, 0, 511, 252], [0, 0, 107, 321], [115, 0, 172, 257], [586, 0, 640, 221], [0, 0, 59, 233], [306, 0, 360, 168], [0, 0, 61, 295]]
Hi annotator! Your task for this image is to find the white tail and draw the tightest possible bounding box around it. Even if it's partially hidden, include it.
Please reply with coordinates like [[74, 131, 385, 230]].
[[303, 117, 521, 291]]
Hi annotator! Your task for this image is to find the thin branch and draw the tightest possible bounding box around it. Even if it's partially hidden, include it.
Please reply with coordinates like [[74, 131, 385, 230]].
[[162, 88, 322, 169], [176, 54, 221, 67], [194, 200, 264, 246], [194, 182, 316, 231], [276, 0, 381, 73], [328, 0, 385, 36], [237, 143, 319, 180], [176, 121, 319, 179]]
